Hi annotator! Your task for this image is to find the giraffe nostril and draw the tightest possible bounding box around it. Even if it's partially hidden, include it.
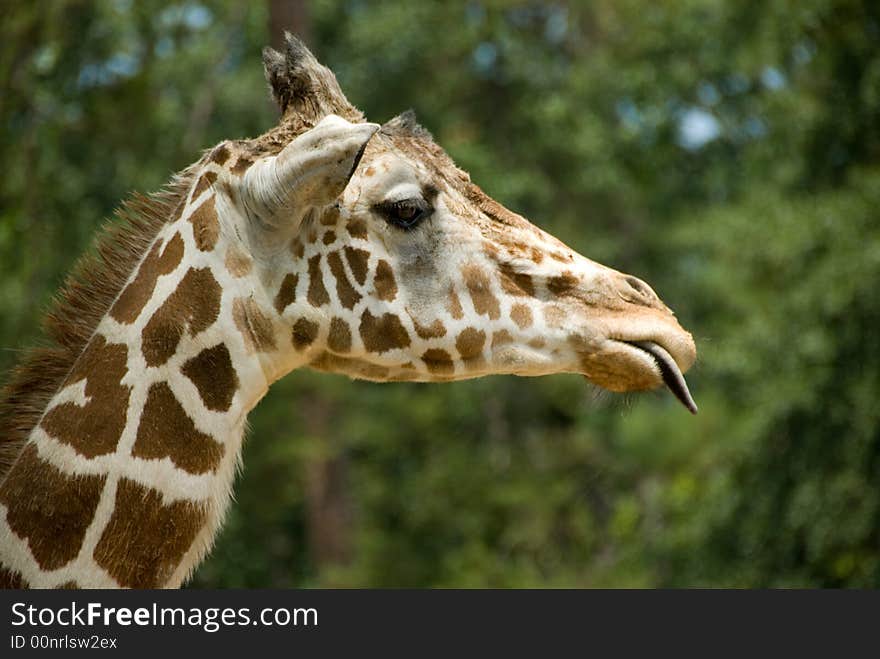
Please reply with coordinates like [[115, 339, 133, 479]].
[[622, 275, 658, 303]]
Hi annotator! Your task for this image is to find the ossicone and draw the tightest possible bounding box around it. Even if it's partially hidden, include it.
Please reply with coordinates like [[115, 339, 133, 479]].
[[262, 32, 363, 125]]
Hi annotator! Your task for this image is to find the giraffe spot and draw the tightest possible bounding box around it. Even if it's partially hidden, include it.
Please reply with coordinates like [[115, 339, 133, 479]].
[[188, 194, 220, 252], [446, 287, 464, 320], [492, 329, 514, 348], [231, 157, 253, 176], [320, 205, 341, 226], [55, 580, 79, 589], [550, 251, 573, 263], [132, 382, 224, 474], [290, 238, 305, 259], [422, 348, 454, 375], [346, 218, 368, 239], [548, 272, 578, 296], [93, 478, 207, 588], [528, 338, 546, 349], [344, 246, 370, 285], [192, 171, 218, 198], [181, 343, 239, 412], [0, 565, 28, 589], [111, 232, 184, 324], [322, 230, 337, 245], [142, 267, 221, 367], [210, 144, 230, 165], [359, 310, 411, 353], [232, 297, 277, 353], [274, 273, 299, 314], [498, 263, 536, 297], [0, 444, 106, 570], [327, 251, 362, 310], [456, 328, 486, 360], [292, 318, 319, 351], [42, 337, 130, 457], [328, 318, 352, 353], [543, 304, 567, 328], [374, 260, 397, 302], [225, 245, 252, 278], [306, 228, 318, 244], [511, 303, 533, 329], [365, 166, 376, 177], [310, 353, 391, 380], [412, 318, 446, 339], [307, 255, 329, 307], [530, 247, 543, 263], [462, 264, 501, 319]]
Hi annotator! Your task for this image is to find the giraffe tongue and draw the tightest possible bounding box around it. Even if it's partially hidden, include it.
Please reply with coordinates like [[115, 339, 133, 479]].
[[628, 341, 698, 415]]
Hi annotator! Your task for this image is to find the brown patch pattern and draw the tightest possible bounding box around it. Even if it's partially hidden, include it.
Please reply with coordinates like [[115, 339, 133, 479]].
[[422, 349, 454, 375], [462, 264, 501, 319], [498, 263, 536, 298], [142, 268, 221, 367], [181, 344, 238, 412], [327, 251, 362, 310], [0, 565, 28, 589], [328, 317, 352, 353], [274, 273, 299, 314], [456, 328, 486, 360], [344, 247, 370, 285], [188, 194, 220, 252], [210, 144, 230, 165], [292, 318, 319, 351], [111, 233, 184, 324], [346, 218, 368, 239], [492, 330, 514, 348], [290, 238, 305, 259], [374, 260, 398, 302], [510, 303, 533, 329], [322, 230, 336, 245], [412, 318, 446, 339], [232, 297, 277, 353], [192, 171, 218, 198], [41, 337, 130, 458], [447, 287, 464, 320], [548, 272, 578, 296], [132, 382, 223, 474], [231, 157, 253, 176], [225, 245, 252, 277], [359, 310, 411, 353], [93, 478, 207, 588], [0, 444, 105, 570], [307, 255, 329, 307]]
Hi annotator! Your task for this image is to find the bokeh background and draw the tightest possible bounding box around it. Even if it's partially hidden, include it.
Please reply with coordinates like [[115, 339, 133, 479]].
[[2, 0, 879, 587]]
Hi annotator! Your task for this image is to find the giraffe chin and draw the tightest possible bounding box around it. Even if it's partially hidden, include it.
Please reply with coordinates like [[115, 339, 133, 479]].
[[579, 338, 698, 414]]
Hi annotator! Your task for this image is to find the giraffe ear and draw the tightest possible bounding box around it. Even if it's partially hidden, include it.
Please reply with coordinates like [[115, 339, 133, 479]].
[[262, 33, 362, 123], [242, 114, 379, 226]]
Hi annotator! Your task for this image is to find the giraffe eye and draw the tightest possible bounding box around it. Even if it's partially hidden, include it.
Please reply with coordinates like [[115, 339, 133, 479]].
[[376, 197, 431, 230]]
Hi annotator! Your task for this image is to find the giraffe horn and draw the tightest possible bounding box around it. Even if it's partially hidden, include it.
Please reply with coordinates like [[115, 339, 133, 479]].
[[262, 33, 361, 123]]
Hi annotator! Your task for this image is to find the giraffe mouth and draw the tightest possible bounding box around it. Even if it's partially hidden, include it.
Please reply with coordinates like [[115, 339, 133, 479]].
[[622, 340, 698, 415]]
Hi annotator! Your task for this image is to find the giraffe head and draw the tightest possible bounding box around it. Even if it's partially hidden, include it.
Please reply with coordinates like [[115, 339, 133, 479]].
[[231, 35, 697, 413]]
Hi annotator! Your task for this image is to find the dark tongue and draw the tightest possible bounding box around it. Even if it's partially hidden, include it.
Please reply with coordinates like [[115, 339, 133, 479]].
[[630, 341, 698, 415]]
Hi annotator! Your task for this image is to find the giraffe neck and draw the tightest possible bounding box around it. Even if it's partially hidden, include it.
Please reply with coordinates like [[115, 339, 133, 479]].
[[0, 158, 288, 588]]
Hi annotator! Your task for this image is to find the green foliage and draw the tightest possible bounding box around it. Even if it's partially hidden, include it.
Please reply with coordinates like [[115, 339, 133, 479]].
[[2, 0, 878, 587]]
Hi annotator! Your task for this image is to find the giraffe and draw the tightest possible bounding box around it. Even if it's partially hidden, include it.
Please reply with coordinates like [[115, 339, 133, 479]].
[[0, 35, 696, 589]]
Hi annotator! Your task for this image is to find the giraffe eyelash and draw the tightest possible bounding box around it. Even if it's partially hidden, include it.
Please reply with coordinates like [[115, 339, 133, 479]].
[[374, 197, 433, 230]]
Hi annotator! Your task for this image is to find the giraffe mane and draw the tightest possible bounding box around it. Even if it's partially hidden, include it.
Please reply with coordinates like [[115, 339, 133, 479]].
[[0, 169, 196, 483]]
